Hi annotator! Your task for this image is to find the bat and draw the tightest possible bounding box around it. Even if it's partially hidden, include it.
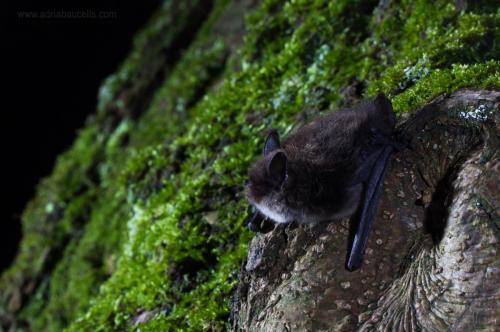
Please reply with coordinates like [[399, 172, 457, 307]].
[[245, 94, 398, 271]]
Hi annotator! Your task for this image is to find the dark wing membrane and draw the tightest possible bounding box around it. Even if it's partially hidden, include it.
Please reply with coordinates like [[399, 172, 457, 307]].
[[346, 145, 393, 271]]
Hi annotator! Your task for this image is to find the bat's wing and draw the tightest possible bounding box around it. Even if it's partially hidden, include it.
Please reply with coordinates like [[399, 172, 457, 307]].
[[346, 145, 394, 271]]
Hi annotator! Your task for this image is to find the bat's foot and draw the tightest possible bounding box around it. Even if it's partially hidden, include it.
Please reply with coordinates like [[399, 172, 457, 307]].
[[247, 220, 260, 232], [394, 132, 412, 152], [247, 211, 274, 233], [391, 140, 407, 152], [370, 128, 408, 153]]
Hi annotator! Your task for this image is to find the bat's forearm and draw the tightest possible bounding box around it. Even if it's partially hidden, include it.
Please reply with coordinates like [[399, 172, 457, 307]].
[[346, 145, 394, 271]]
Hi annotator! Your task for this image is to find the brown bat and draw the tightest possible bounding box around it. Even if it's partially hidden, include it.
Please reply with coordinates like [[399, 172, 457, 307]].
[[246, 94, 398, 271]]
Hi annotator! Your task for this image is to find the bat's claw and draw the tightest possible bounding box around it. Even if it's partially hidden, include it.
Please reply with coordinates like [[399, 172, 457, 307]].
[[247, 211, 274, 233], [247, 220, 260, 232]]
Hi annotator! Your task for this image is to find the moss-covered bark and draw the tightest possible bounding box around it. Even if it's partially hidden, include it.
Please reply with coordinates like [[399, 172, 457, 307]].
[[1, 0, 499, 331]]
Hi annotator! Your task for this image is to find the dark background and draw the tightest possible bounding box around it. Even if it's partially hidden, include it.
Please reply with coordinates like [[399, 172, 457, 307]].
[[1, 0, 160, 272]]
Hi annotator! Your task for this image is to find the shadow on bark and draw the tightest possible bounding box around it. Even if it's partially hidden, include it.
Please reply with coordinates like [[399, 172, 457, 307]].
[[232, 89, 500, 331]]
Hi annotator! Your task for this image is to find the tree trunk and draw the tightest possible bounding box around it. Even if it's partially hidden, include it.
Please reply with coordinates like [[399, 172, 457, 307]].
[[2, 0, 499, 330], [232, 89, 500, 332]]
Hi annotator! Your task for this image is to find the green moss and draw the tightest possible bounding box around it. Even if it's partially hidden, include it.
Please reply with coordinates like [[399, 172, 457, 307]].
[[1, 0, 232, 330], [2, 0, 499, 331], [97, 0, 215, 114], [391, 61, 500, 113]]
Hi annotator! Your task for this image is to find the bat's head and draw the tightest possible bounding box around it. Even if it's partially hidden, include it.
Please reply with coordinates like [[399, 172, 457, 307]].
[[246, 130, 294, 224], [246, 127, 363, 225]]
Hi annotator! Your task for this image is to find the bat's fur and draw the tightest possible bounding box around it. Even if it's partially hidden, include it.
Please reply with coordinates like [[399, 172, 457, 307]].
[[246, 94, 395, 225]]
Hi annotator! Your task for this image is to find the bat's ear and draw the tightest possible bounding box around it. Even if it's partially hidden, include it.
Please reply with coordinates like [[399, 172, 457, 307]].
[[267, 151, 287, 185], [263, 130, 281, 156], [374, 93, 392, 112], [374, 93, 396, 128]]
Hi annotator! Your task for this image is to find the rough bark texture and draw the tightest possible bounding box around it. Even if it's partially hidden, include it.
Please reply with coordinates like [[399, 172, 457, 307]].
[[1, 0, 499, 330], [233, 89, 500, 331]]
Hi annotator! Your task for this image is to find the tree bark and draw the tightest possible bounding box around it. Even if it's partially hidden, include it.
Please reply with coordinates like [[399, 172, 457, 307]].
[[232, 89, 500, 331]]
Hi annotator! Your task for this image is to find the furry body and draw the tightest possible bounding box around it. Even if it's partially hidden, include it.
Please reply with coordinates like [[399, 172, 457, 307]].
[[246, 94, 397, 270]]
